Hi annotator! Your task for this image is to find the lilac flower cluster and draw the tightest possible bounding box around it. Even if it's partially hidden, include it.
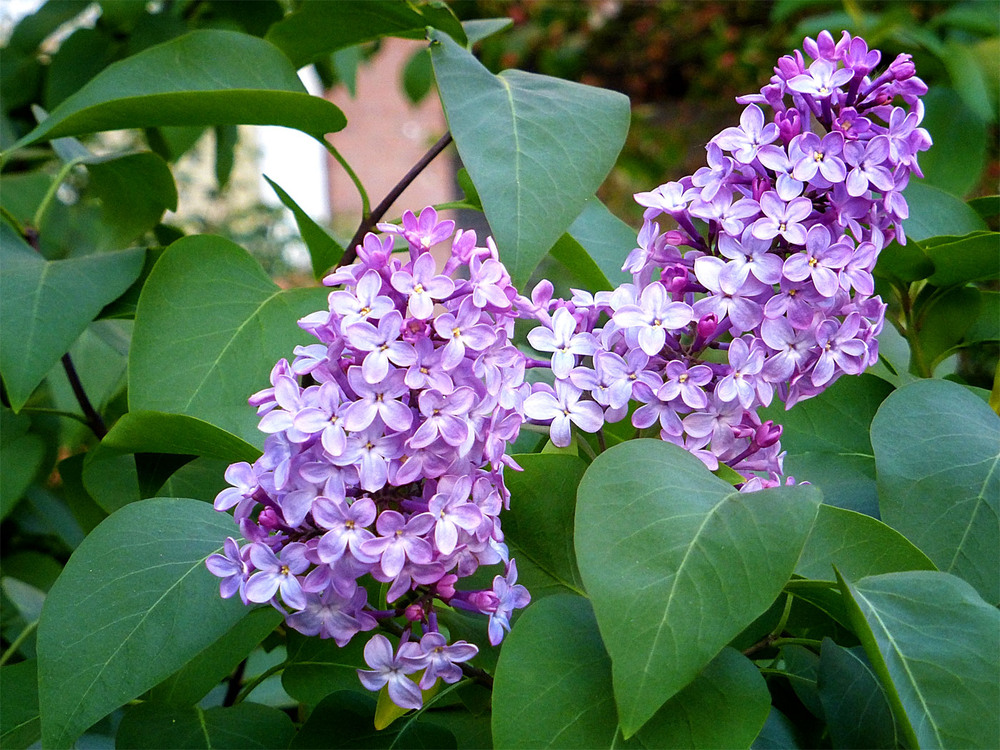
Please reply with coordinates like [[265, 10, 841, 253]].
[[207, 208, 530, 709], [522, 31, 929, 483]]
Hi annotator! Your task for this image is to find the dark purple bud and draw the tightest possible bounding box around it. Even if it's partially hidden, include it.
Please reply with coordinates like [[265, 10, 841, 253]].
[[755, 420, 783, 448], [697, 314, 719, 339], [404, 603, 424, 622]]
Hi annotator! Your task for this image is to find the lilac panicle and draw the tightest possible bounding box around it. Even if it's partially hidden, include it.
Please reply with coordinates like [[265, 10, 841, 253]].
[[521, 29, 928, 487], [209, 213, 531, 710]]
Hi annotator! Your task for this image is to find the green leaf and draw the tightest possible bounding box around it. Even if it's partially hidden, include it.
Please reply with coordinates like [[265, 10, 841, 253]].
[[36, 498, 250, 747], [281, 629, 369, 706], [968, 194, 1000, 220], [402, 47, 434, 105], [102, 410, 260, 463], [491, 594, 633, 749], [636, 647, 771, 749], [873, 239, 934, 283], [750, 706, 801, 749], [503, 453, 588, 598], [0, 225, 144, 411], [264, 175, 344, 280], [115, 702, 295, 749], [942, 40, 996, 123], [129, 235, 329, 447], [817, 639, 896, 749], [914, 285, 981, 371], [431, 31, 630, 288], [265, 0, 465, 69], [548, 197, 634, 292], [795, 504, 936, 582], [761, 374, 893, 516], [0, 660, 40, 750], [871, 379, 1000, 605], [901, 182, 987, 242], [77, 151, 177, 247], [575, 440, 821, 735], [5, 0, 89, 54], [918, 88, 989, 197], [837, 570, 1000, 750], [924, 231, 1000, 286], [214, 125, 238, 190], [492, 594, 770, 748], [5, 30, 346, 153], [289, 691, 457, 749], [0, 408, 44, 519], [463, 17, 514, 45]]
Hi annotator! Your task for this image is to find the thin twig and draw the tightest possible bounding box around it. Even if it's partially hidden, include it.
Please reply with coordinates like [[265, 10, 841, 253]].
[[222, 658, 248, 707], [337, 131, 454, 270], [61, 353, 107, 439]]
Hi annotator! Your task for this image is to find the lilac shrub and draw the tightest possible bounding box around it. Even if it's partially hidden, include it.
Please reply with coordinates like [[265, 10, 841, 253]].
[[208, 209, 531, 709], [209, 30, 931, 711], [523, 30, 930, 484]]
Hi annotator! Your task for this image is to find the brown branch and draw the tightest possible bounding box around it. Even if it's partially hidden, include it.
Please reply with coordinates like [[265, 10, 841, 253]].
[[61, 354, 107, 439], [337, 131, 454, 269]]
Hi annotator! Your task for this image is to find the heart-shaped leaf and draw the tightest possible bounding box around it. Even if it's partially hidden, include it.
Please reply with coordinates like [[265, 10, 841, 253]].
[[503, 453, 589, 598], [129, 235, 329, 447], [0, 225, 144, 411], [431, 31, 630, 288], [817, 639, 897, 749], [36, 498, 250, 748], [576, 440, 820, 735], [872, 379, 1000, 605]]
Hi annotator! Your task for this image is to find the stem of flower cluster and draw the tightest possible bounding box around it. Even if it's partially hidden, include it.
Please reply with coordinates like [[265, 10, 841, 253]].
[[337, 131, 454, 270]]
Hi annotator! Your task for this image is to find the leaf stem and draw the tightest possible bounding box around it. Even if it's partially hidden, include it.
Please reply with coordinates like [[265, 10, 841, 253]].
[[323, 141, 370, 218], [33, 157, 83, 229], [770, 637, 824, 650], [61, 353, 107, 439], [337, 131, 454, 269], [18, 406, 92, 426], [0, 620, 38, 666], [233, 661, 286, 705]]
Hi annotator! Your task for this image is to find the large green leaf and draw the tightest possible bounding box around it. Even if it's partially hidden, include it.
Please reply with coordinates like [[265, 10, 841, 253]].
[[0, 225, 144, 411], [431, 31, 630, 288], [575, 440, 821, 735], [264, 175, 344, 280], [901, 182, 987, 242], [129, 235, 329, 447], [265, 0, 466, 69], [36, 498, 250, 748], [115, 702, 295, 749], [5, 30, 346, 153], [503, 453, 588, 598], [795, 504, 935, 582], [871, 379, 1000, 605], [761, 374, 893, 516], [817, 639, 896, 749], [837, 571, 1000, 750], [492, 594, 770, 748]]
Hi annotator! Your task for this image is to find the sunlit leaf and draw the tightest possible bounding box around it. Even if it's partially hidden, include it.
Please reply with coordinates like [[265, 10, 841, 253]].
[[431, 31, 630, 288]]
